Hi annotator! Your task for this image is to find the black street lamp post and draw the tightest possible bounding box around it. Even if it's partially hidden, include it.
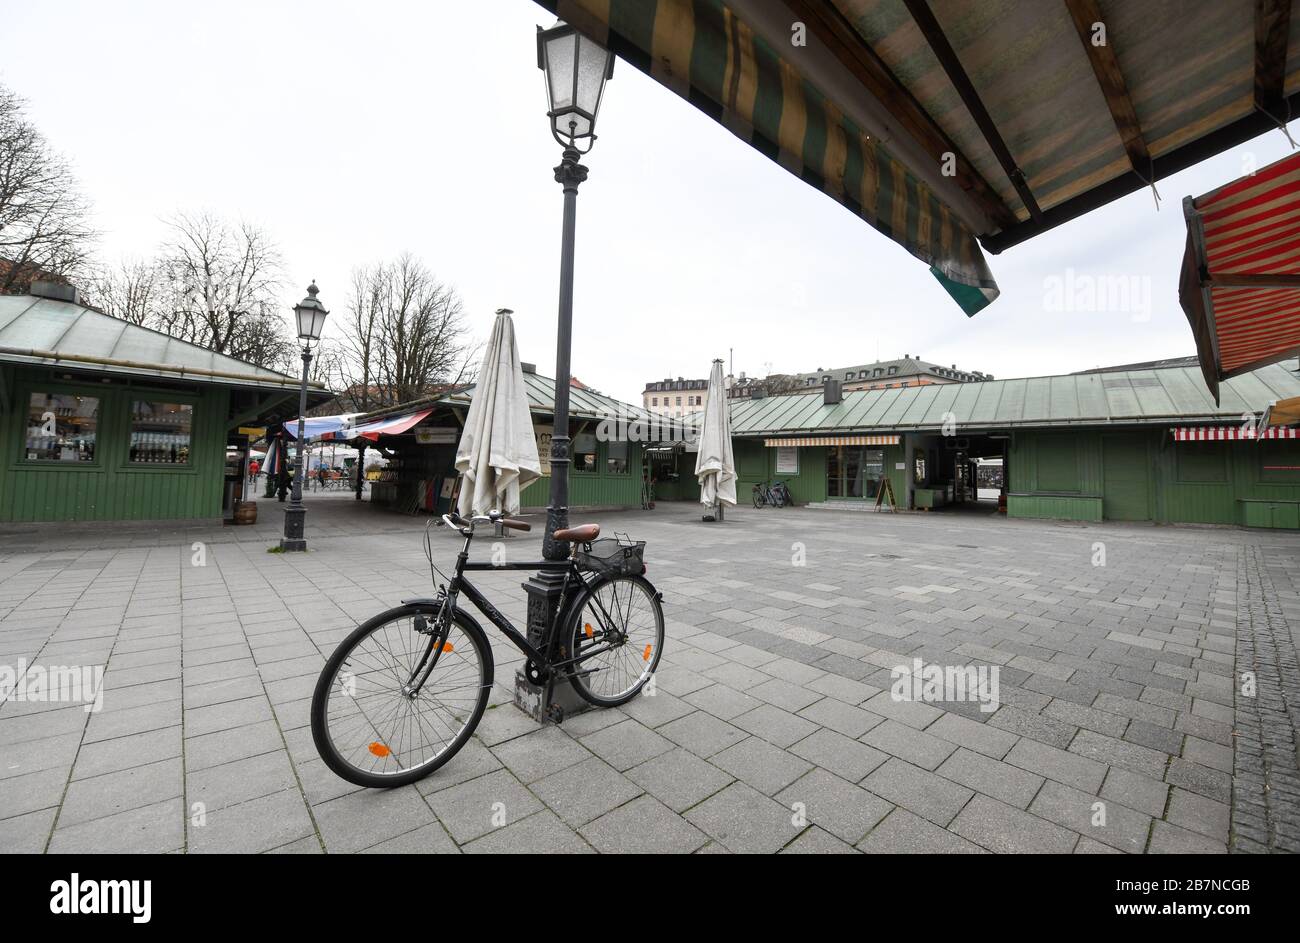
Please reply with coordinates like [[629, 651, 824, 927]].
[[280, 282, 329, 552], [522, 22, 614, 667]]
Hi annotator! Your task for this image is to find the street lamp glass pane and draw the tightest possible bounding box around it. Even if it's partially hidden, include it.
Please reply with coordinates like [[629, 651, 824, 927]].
[[575, 33, 608, 115], [545, 32, 575, 110], [296, 305, 327, 340], [553, 111, 591, 140]]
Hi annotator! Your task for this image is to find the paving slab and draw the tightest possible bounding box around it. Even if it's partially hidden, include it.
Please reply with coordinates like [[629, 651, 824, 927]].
[[1, 498, 1290, 854]]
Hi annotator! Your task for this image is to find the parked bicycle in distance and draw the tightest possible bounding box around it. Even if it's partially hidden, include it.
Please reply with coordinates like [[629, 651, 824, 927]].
[[310, 510, 664, 788], [752, 479, 792, 508]]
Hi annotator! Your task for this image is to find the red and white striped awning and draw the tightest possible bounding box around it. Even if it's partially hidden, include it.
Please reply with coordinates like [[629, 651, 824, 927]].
[[1180, 152, 1300, 403], [330, 407, 434, 442], [1172, 426, 1299, 441], [764, 435, 899, 447]]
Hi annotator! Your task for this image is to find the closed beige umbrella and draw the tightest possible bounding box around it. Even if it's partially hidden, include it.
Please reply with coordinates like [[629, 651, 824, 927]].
[[694, 359, 736, 520], [455, 309, 542, 516]]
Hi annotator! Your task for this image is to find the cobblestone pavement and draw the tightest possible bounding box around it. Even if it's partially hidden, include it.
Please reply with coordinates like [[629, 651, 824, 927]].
[[2, 495, 1297, 853]]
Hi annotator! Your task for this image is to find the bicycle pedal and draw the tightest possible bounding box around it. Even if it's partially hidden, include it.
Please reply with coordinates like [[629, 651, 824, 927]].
[[546, 703, 565, 724]]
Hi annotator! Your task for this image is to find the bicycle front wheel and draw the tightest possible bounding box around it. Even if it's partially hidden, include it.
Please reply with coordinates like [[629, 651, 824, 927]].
[[566, 575, 664, 707], [311, 603, 493, 788]]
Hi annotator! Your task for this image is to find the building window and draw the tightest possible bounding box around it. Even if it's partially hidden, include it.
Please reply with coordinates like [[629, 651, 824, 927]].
[[873, 369, 882, 377], [25, 392, 98, 462], [652, 397, 658, 406], [573, 431, 598, 473], [607, 440, 630, 475], [676, 396, 682, 405], [129, 401, 193, 464], [887, 366, 897, 375]]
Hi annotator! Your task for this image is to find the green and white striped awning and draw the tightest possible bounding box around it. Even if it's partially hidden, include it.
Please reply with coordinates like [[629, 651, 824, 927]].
[[542, 0, 1000, 316], [542, 1, 1300, 318]]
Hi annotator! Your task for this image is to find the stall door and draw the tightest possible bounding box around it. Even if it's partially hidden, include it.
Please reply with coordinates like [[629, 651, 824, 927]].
[[1102, 435, 1151, 521]]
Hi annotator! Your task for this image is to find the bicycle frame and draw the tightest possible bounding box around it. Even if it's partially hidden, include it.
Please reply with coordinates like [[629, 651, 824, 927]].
[[431, 525, 627, 674]]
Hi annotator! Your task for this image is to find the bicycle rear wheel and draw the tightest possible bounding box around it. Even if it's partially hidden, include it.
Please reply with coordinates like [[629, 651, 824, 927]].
[[311, 603, 493, 788], [566, 575, 664, 707]]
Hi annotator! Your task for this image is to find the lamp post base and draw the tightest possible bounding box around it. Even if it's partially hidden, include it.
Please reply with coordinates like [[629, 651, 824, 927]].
[[281, 505, 307, 552], [512, 572, 590, 724]]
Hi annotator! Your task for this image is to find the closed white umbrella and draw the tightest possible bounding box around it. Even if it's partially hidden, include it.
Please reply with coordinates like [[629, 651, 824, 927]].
[[455, 309, 542, 516], [694, 359, 736, 519]]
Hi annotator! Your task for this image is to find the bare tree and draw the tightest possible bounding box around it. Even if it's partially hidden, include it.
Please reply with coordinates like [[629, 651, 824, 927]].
[[88, 258, 162, 325], [0, 84, 97, 293], [155, 211, 292, 368], [760, 373, 803, 395], [334, 254, 473, 410]]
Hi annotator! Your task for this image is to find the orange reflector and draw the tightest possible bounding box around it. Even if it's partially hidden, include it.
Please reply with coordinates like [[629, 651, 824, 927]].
[[584, 622, 594, 638], [441, 642, 454, 653], [643, 644, 653, 661], [368, 742, 391, 757]]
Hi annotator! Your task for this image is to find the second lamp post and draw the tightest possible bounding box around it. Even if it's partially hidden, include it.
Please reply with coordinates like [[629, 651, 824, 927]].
[[280, 281, 329, 552]]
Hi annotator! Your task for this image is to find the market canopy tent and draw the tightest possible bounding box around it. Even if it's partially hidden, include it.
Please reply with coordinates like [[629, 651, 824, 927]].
[[1261, 394, 1300, 428], [540, 0, 1300, 315], [330, 407, 434, 442], [1180, 151, 1300, 403]]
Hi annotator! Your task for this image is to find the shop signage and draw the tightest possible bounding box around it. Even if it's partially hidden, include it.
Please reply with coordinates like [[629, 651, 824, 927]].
[[414, 427, 459, 445]]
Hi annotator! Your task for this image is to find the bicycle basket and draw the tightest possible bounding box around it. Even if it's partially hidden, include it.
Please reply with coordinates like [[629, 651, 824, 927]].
[[574, 537, 646, 576]]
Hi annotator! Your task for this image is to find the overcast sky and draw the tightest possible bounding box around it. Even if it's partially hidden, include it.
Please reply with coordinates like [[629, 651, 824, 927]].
[[3, 0, 1297, 403]]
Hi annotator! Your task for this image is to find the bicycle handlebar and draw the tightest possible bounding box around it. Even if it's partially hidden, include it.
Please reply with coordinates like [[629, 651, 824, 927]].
[[440, 511, 531, 532]]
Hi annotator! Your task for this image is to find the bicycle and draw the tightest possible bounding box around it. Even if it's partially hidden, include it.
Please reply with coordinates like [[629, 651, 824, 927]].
[[310, 510, 665, 788], [752, 479, 790, 508]]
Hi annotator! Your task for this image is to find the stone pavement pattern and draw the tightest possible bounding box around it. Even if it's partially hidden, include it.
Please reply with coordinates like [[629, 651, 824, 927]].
[[1, 495, 1297, 854]]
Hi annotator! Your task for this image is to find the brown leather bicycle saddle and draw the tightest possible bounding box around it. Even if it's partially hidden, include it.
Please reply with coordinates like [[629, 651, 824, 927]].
[[552, 523, 599, 542]]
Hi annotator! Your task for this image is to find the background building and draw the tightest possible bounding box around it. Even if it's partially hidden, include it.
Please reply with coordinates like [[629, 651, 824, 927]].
[[729, 355, 992, 399], [642, 376, 709, 418]]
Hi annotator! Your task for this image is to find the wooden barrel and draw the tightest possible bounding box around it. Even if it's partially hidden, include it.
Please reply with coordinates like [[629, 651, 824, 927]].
[[233, 500, 258, 525]]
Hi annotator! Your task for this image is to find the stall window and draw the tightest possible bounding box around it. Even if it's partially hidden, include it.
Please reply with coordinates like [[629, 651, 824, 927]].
[[607, 440, 630, 474], [573, 431, 598, 473], [129, 401, 193, 464], [24, 392, 98, 462], [1260, 441, 1300, 483], [1175, 446, 1227, 483], [1037, 438, 1079, 491]]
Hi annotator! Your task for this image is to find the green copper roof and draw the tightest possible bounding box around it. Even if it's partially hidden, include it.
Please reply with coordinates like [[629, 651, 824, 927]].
[[727, 364, 1300, 437], [0, 294, 313, 390]]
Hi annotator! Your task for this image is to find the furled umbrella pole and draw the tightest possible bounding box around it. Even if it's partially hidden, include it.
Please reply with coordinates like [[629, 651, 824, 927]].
[[455, 309, 543, 517], [695, 358, 737, 521]]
